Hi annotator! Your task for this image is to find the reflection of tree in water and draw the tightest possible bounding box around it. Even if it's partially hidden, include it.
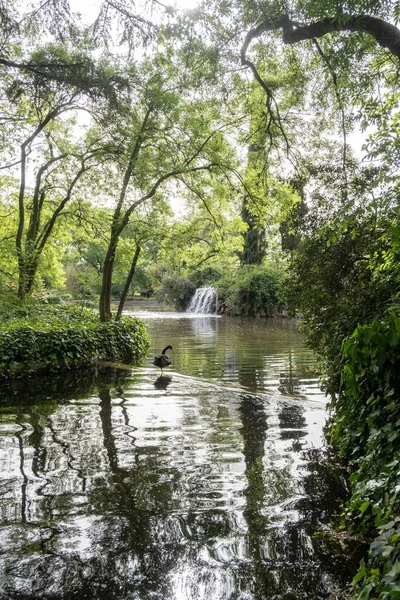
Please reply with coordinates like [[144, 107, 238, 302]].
[[1, 368, 176, 600], [238, 348, 307, 397], [0, 367, 366, 600], [239, 395, 304, 597], [88, 386, 186, 599], [238, 352, 265, 390], [278, 402, 308, 452], [238, 395, 365, 599], [290, 448, 368, 595], [2, 368, 117, 527], [239, 395, 274, 597], [2, 371, 243, 600], [278, 350, 302, 396]]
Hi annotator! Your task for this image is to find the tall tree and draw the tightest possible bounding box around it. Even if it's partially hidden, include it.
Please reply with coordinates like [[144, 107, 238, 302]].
[[96, 56, 239, 321], [0, 43, 119, 299]]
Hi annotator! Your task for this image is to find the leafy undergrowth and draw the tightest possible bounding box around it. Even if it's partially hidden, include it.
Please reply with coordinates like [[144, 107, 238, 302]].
[[0, 303, 149, 378], [329, 312, 400, 599]]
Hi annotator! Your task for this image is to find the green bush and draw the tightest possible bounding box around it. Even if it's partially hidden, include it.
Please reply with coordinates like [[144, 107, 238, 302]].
[[329, 313, 400, 599], [218, 265, 284, 316], [157, 277, 196, 310], [0, 304, 149, 378], [285, 207, 400, 599], [285, 212, 400, 393]]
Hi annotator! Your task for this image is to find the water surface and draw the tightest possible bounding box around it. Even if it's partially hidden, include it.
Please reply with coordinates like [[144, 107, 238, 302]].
[[0, 311, 364, 599]]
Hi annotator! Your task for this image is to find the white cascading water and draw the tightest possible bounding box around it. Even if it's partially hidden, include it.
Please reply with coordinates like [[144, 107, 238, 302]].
[[187, 286, 218, 314]]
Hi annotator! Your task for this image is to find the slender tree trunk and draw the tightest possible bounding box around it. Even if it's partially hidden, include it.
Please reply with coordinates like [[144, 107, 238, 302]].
[[99, 233, 119, 322], [116, 245, 141, 321], [25, 255, 40, 296], [241, 91, 268, 266], [16, 147, 27, 300], [15, 107, 65, 301]]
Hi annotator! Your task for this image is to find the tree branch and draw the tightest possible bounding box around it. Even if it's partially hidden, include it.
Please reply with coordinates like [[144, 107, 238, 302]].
[[177, 176, 221, 230], [312, 39, 349, 202], [282, 15, 400, 59], [245, 14, 400, 61], [241, 25, 291, 155], [122, 163, 219, 230]]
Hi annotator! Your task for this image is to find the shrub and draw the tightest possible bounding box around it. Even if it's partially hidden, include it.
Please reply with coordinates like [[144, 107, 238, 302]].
[[329, 313, 400, 599], [0, 304, 149, 379], [157, 277, 196, 311], [218, 265, 285, 316], [285, 211, 400, 393], [285, 207, 400, 599]]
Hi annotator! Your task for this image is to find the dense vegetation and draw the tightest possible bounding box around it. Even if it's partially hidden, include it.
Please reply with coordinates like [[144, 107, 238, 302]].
[[0, 303, 149, 378], [0, 0, 399, 597], [159, 265, 285, 316], [285, 204, 400, 598]]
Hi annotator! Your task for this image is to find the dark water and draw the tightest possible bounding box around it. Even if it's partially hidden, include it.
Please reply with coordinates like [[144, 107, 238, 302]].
[[0, 311, 364, 600]]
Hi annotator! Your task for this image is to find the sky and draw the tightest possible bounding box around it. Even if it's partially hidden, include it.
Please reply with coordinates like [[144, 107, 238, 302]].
[[69, 0, 200, 24]]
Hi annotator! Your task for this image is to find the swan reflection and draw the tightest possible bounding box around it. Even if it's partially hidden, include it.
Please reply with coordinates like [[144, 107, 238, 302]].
[[154, 375, 172, 390]]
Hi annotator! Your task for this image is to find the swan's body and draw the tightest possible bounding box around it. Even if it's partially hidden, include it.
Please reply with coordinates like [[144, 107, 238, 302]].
[[153, 345, 173, 372]]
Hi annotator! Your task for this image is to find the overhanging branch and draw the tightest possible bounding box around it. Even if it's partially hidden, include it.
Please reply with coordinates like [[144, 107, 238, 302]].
[[244, 14, 400, 61], [282, 15, 400, 60], [241, 24, 291, 155]]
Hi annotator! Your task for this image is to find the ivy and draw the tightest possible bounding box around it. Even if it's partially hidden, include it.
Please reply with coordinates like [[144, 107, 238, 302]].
[[0, 305, 149, 379], [328, 312, 400, 599]]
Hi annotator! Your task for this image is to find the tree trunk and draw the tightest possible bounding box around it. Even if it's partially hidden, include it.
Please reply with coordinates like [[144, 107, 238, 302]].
[[116, 244, 141, 321], [25, 255, 40, 296], [240, 94, 268, 266], [16, 147, 27, 301], [99, 234, 119, 322]]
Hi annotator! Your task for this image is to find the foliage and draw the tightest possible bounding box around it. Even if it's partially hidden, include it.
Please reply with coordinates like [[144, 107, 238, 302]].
[[157, 277, 196, 311], [96, 50, 240, 321], [189, 267, 223, 288], [285, 208, 400, 386], [218, 264, 285, 316], [328, 314, 400, 599], [0, 304, 149, 378], [285, 199, 400, 598]]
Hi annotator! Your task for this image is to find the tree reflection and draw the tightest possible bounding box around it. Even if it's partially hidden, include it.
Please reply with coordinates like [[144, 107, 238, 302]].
[[88, 385, 186, 599], [239, 395, 274, 597], [278, 351, 302, 396], [99, 388, 120, 473], [278, 403, 307, 452], [0, 365, 365, 599]]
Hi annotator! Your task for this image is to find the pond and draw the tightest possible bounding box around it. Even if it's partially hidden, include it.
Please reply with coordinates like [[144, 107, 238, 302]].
[[0, 309, 364, 600]]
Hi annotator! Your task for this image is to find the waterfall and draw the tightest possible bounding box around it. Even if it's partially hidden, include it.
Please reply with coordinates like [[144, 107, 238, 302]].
[[187, 287, 218, 314]]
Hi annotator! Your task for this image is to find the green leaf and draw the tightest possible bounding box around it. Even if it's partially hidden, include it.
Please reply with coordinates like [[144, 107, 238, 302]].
[[382, 560, 400, 583], [358, 583, 373, 600], [359, 501, 370, 514]]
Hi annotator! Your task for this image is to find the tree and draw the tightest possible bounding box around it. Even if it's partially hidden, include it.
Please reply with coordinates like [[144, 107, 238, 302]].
[[0, 13, 132, 300], [1, 71, 109, 299], [0, 191, 17, 292], [158, 190, 245, 277], [0, 0, 161, 85], [96, 55, 239, 321], [238, 0, 400, 172], [114, 204, 170, 319]]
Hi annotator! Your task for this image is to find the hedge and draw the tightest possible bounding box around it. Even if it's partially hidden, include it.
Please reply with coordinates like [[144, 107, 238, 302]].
[[0, 305, 149, 379]]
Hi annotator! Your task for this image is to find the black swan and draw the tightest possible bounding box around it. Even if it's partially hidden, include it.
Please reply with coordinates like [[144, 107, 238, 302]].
[[152, 345, 173, 373]]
